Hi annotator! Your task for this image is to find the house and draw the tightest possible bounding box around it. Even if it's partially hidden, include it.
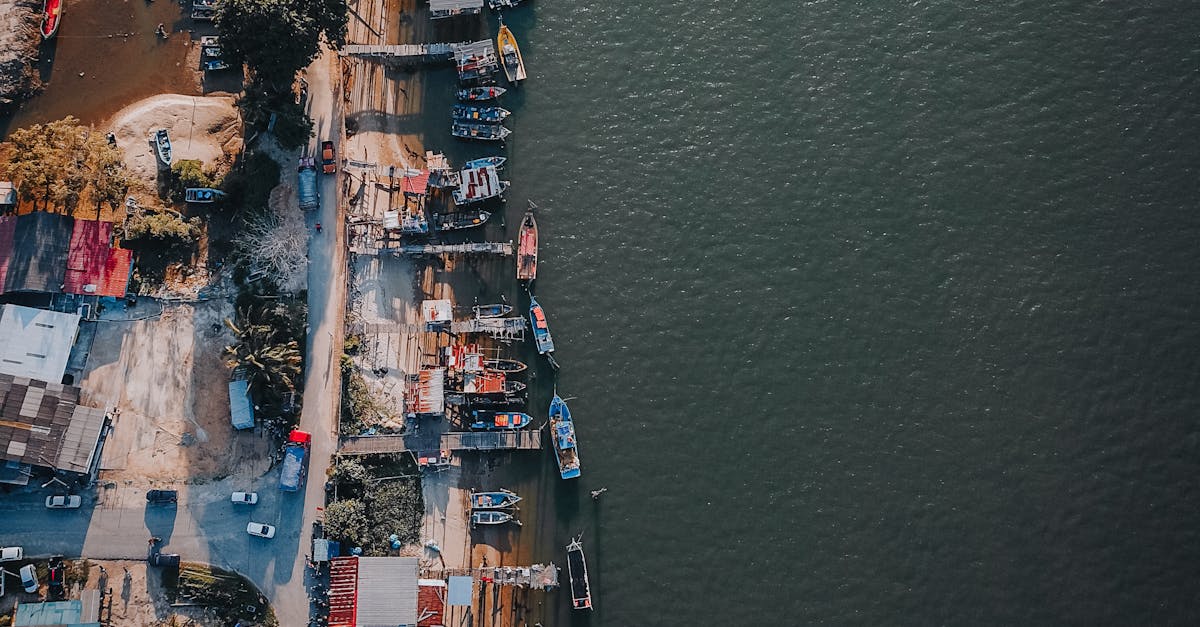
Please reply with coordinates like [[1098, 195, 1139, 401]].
[[328, 556, 420, 627], [62, 220, 133, 298], [0, 374, 108, 484], [0, 304, 81, 384], [0, 212, 73, 295]]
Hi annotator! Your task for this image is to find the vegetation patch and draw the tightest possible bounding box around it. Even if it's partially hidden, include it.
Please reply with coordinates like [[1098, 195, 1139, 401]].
[[323, 456, 422, 555], [0, 116, 130, 216], [223, 295, 307, 432], [167, 563, 277, 627]]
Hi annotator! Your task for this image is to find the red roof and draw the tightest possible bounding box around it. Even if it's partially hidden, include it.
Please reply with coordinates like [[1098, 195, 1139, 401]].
[[328, 557, 359, 627], [63, 220, 132, 297], [417, 582, 446, 627], [401, 170, 430, 196]]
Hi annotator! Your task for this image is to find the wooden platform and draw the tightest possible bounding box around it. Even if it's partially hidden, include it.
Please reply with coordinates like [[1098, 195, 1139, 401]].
[[339, 430, 542, 455]]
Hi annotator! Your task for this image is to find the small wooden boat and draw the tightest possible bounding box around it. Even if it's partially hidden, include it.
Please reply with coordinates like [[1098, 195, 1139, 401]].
[[451, 122, 511, 142], [152, 129, 172, 166], [461, 372, 526, 395], [463, 156, 506, 170], [566, 536, 593, 609], [483, 358, 527, 374], [550, 394, 581, 480], [452, 105, 511, 123], [497, 22, 527, 83], [472, 510, 520, 527], [445, 393, 525, 408], [432, 209, 491, 231], [470, 489, 521, 510], [193, 0, 215, 6], [41, 0, 63, 39], [199, 36, 220, 47], [203, 46, 223, 58], [469, 411, 532, 431], [191, 7, 214, 20], [184, 188, 226, 203], [529, 295, 553, 355], [487, 0, 523, 8], [473, 303, 513, 319], [457, 86, 506, 102], [517, 205, 537, 281], [203, 59, 230, 71]]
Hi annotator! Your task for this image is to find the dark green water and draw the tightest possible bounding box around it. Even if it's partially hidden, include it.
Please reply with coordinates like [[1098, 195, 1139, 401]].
[[486, 0, 1200, 624]]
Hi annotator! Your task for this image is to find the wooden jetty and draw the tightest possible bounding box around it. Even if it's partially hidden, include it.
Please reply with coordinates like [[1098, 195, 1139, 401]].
[[340, 43, 457, 63], [339, 430, 541, 455], [449, 316, 527, 341], [351, 242, 513, 256], [422, 564, 559, 590]]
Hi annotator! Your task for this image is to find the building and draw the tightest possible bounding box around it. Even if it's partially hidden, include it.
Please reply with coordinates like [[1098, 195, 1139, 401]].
[[0, 212, 73, 295], [62, 220, 133, 298], [12, 591, 101, 626], [328, 556, 420, 627], [0, 304, 81, 384], [0, 374, 108, 484]]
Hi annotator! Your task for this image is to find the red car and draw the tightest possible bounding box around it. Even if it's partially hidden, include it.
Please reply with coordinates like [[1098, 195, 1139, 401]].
[[320, 140, 336, 174]]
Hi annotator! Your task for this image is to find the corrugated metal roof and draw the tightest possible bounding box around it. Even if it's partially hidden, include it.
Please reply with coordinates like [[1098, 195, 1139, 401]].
[[0, 374, 106, 475], [12, 598, 100, 626], [417, 580, 446, 627], [228, 379, 255, 429], [0, 305, 80, 384], [356, 557, 419, 626], [2, 212, 72, 294], [63, 220, 131, 297]]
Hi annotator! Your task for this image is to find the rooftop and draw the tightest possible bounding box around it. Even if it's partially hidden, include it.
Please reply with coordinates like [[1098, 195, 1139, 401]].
[[0, 212, 73, 294], [0, 374, 107, 475], [63, 220, 132, 297], [0, 304, 81, 384], [328, 556, 420, 627]]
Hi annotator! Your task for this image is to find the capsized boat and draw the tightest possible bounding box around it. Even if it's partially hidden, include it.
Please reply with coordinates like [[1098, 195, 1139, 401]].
[[152, 129, 172, 166], [457, 86, 506, 101], [470, 489, 521, 510], [451, 122, 511, 142], [483, 358, 527, 374], [517, 209, 537, 282], [473, 303, 513, 319], [528, 294, 554, 354], [469, 411, 532, 431], [463, 156, 506, 170], [433, 209, 491, 231], [184, 188, 226, 203], [567, 536, 593, 610], [41, 0, 62, 39], [472, 510, 521, 527], [452, 105, 511, 123], [497, 22, 527, 83], [550, 394, 581, 480]]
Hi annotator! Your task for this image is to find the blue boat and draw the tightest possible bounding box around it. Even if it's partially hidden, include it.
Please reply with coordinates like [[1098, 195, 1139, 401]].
[[452, 105, 511, 123], [529, 295, 554, 355], [470, 489, 521, 510], [469, 411, 532, 431], [550, 394, 581, 480], [463, 156, 507, 170]]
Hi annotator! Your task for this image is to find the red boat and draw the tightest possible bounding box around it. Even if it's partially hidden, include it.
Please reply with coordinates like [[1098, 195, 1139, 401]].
[[41, 0, 62, 39], [517, 204, 537, 281]]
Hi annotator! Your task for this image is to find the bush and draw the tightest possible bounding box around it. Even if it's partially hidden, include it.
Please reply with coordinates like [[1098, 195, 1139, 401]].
[[222, 151, 281, 211], [167, 159, 217, 202], [324, 456, 422, 555], [123, 210, 202, 246]]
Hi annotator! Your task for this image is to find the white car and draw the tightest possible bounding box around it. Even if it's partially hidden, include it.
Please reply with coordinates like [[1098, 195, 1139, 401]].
[[246, 522, 276, 539], [20, 563, 37, 593], [0, 546, 23, 562], [45, 495, 82, 509], [231, 492, 258, 505]]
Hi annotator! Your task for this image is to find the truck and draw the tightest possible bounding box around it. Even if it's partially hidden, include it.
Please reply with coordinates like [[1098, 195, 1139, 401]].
[[298, 158, 319, 211], [279, 429, 312, 491]]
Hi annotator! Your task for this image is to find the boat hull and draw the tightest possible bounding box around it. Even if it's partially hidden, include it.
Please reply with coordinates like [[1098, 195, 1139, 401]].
[[483, 358, 527, 373], [567, 539, 593, 610], [550, 394, 581, 480], [517, 210, 538, 281], [497, 24, 528, 83], [529, 296, 554, 354], [470, 490, 521, 510], [41, 0, 62, 39]]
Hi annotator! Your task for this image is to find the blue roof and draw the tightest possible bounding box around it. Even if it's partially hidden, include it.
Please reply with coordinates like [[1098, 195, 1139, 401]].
[[229, 379, 255, 429]]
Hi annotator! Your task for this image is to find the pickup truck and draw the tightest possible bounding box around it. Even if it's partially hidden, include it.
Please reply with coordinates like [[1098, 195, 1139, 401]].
[[279, 429, 312, 492]]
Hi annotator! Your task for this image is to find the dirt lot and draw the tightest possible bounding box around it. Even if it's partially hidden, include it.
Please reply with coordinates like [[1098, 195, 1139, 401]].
[[79, 299, 274, 483]]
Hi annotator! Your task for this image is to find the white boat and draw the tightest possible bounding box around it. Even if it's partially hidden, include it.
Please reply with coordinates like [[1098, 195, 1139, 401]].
[[152, 129, 172, 166], [471, 510, 520, 526]]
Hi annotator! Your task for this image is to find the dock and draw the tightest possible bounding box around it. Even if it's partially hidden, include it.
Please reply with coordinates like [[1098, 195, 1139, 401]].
[[421, 564, 559, 590], [351, 242, 513, 256], [339, 430, 542, 455], [340, 43, 457, 63], [449, 317, 527, 341]]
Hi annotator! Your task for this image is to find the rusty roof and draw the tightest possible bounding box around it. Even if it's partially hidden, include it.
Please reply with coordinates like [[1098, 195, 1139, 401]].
[[0, 374, 106, 474]]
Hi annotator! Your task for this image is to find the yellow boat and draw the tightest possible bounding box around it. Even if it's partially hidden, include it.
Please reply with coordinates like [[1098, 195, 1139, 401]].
[[497, 23, 527, 83]]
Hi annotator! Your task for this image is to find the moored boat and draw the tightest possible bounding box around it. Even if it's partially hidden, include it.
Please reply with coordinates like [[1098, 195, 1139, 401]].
[[550, 394, 581, 480], [432, 209, 491, 231], [473, 303, 513, 319], [457, 86, 506, 101], [483, 358, 527, 374], [451, 122, 511, 142], [191, 7, 214, 20], [453, 165, 508, 204], [471, 510, 521, 527], [497, 22, 527, 83], [203, 59, 230, 72], [567, 536, 593, 610], [463, 156, 506, 170], [452, 105, 511, 123], [469, 489, 521, 510], [487, 0, 523, 8], [41, 0, 63, 39], [184, 188, 226, 203], [199, 36, 220, 47], [516, 207, 537, 281], [469, 411, 532, 431], [152, 129, 172, 166], [528, 295, 554, 354]]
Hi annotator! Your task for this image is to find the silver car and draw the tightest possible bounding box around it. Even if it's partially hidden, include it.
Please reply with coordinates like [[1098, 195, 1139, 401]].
[[20, 563, 37, 593], [0, 546, 23, 562], [246, 522, 276, 539], [45, 495, 82, 509]]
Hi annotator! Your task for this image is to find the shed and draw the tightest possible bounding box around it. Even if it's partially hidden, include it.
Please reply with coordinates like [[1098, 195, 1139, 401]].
[[228, 379, 255, 430], [0, 211, 73, 294], [0, 304, 81, 384], [13, 590, 100, 625]]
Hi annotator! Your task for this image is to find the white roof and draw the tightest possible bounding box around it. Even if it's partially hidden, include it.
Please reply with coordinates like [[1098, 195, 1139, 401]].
[[355, 556, 419, 626], [0, 305, 80, 384], [422, 299, 452, 323]]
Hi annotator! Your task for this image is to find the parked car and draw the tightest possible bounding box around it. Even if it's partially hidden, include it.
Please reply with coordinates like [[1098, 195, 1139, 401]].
[[150, 553, 180, 567], [0, 546, 23, 562], [45, 494, 82, 509], [320, 140, 336, 174], [48, 557, 64, 596], [246, 522, 276, 539], [19, 564, 37, 593], [146, 489, 178, 504], [231, 492, 258, 505]]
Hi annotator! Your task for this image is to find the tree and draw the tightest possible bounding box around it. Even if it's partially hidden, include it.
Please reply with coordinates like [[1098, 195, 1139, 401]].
[[122, 207, 201, 246], [223, 312, 303, 399], [216, 0, 347, 85], [0, 116, 131, 215], [322, 498, 368, 547]]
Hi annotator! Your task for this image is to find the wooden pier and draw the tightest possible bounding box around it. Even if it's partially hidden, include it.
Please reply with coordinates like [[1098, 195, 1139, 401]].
[[340, 43, 457, 62], [450, 316, 527, 341], [339, 430, 542, 455], [352, 242, 513, 257]]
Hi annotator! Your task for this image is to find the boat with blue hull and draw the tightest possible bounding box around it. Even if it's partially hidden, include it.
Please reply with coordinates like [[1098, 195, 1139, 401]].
[[470, 489, 521, 510], [550, 394, 581, 480], [453, 105, 511, 123], [464, 156, 506, 170], [529, 295, 554, 355], [469, 411, 533, 431]]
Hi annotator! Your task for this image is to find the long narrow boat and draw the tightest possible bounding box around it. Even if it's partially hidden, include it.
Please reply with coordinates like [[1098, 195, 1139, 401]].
[[469, 489, 521, 510], [469, 411, 532, 431], [432, 209, 491, 231], [516, 208, 537, 281], [153, 129, 173, 166], [457, 86, 506, 102], [460, 371, 525, 395], [483, 358, 527, 374], [452, 122, 511, 142], [472, 510, 521, 527], [550, 394, 581, 480], [184, 188, 226, 203], [452, 105, 511, 123], [464, 156, 506, 170], [528, 295, 554, 355], [41, 0, 63, 39], [567, 536, 593, 610], [203, 59, 230, 72], [473, 303, 513, 318], [497, 23, 527, 83], [445, 394, 525, 408]]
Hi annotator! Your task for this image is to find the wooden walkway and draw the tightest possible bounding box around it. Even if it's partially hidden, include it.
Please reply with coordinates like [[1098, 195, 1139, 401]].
[[352, 242, 514, 256], [339, 430, 542, 455], [340, 43, 457, 62]]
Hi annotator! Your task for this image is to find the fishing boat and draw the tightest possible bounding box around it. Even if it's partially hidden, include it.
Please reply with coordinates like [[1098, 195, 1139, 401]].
[[528, 295, 554, 354], [566, 536, 593, 610], [483, 358, 527, 374], [445, 394, 525, 408], [452, 170, 509, 205], [471, 510, 520, 527], [487, 0, 523, 8], [469, 489, 521, 510], [203, 59, 230, 71], [452, 105, 511, 123], [203, 46, 223, 58], [550, 394, 581, 480], [432, 209, 491, 231], [451, 122, 511, 142], [200, 36, 220, 47], [41, 0, 62, 39], [457, 86, 506, 101], [463, 156, 506, 170], [516, 207, 537, 281], [497, 23, 527, 83], [469, 411, 532, 431], [462, 372, 526, 395], [152, 129, 172, 166], [473, 303, 513, 319], [191, 7, 214, 20], [184, 188, 226, 203], [193, 0, 216, 6]]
